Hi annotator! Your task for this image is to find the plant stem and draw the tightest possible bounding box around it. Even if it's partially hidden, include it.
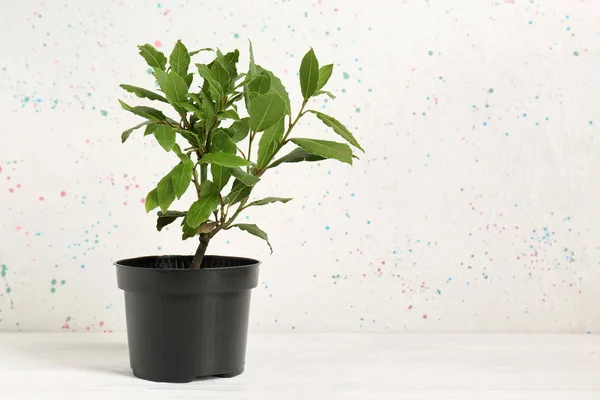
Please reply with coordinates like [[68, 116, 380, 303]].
[[247, 130, 255, 172], [190, 233, 210, 269]]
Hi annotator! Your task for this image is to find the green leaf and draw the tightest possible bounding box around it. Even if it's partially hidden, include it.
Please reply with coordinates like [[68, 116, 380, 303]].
[[211, 61, 231, 93], [268, 147, 325, 169], [156, 210, 187, 231], [154, 125, 176, 151], [223, 50, 240, 78], [309, 111, 364, 151], [176, 101, 202, 118], [175, 128, 200, 146], [228, 118, 250, 143], [210, 130, 236, 190], [121, 121, 150, 143], [196, 63, 223, 100], [317, 64, 333, 90], [144, 123, 158, 136], [181, 219, 198, 240], [118, 100, 167, 122], [157, 172, 176, 213], [230, 167, 260, 186], [248, 72, 271, 95], [256, 65, 291, 116], [184, 73, 194, 87], [154, 69, 189, 109], [119, 84, 168, 102], [199, 151, 251, 167], [246, 197, 292, 207], [227, 179, 252, 205], [186, 181, 220, 228], [218, 109, 240, 120], [290, 138, 353, 165], [248, 40, 258, 77], [171, 161, 193, 198], [169, 40, 190, 78], [138, 44, 167, 71], [299, 48, 319, 99], [314, 90, 336, 100], [257, 117, 284, 169], [189, 48, 214, 56], [249, 92, 286, 132], [232, 223, 273, 254], [145, 189, 159, 212]]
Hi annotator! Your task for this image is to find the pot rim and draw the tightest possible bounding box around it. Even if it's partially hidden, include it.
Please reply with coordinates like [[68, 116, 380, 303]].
[[114, 254, 261, 271]]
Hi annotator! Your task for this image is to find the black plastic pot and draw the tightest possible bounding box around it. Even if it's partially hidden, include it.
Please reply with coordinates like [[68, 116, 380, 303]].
[[115, 255, 260, 383]]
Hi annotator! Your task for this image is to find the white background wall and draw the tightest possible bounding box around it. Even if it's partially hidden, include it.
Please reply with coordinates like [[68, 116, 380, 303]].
[[1, 0, 599, 333]]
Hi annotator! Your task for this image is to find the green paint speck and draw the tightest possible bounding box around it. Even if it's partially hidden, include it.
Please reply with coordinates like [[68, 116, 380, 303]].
[[343, 72, 350, 79], [1, 265, 6, 277], [341, 88, 346, 93], [428, 50, 433, 56], [51, 279, 57, 285], [61, 280, 66, 285], [50, 288, 56, 294], [304, 12, 308, 17], [6, 288, 11, 294], [24, 97, 30, 102], [233, 33, 239, 39], [488, 88, 494, 93], [355, 107, 361, 113], [101, 110, 108, 116], [573, 51, 579, 57], [146, 68, 153, 75]]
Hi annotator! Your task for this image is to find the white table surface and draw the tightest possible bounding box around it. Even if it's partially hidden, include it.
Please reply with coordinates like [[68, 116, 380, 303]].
[[0, 333, 599, 399]]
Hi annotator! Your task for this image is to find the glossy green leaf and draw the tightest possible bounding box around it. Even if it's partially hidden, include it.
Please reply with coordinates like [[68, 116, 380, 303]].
[[118, 100, 167, 122], [256, 65, 291, 116], [227, 179, 252, 205], [157, 172, 176, 213], [316, 64, 333, 90], [290, 138, 353, 165], [249, 92, 286, 132], [196, 63, 223, 100], [189, 48, 214, 56], [218, 109, 240, 120], [145, 188, 159, 213], [267, 147, 325, 169], [248, 40, 258, 77], [232, 223, 273, 253], [314, 90, 336, 100], [199, 151, 252, 167], [176, 101, 202, 118], [154, 125, 176, 151], [138, 44, 167, 70], [309, 111, 363, 151], [154, 69, 189, 109], [222, 50, 240, 78], [299, 48, 319, 99], [246, 197, 292, 207], [171, 161, 193, 198], [186, 181, 220, 228], [121, 121, 150, 143], [181, 218, 198, 240], [210, 130, 236, 190], [230, 167, 260, 186], [144, 123, 158, 136], [156, 210, 186, 231], [119, 84, 168, 102], [211, 61, 230, 93], [256, 117, 284, 169], [175, 128, 200, 146], [184, 73, 194, 87], [248, 72, 271, 95], [169, 40, 190, 78], [228, 118, 250, 143]]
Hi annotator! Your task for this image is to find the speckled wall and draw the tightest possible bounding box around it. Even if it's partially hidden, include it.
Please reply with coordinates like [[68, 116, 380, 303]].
[[1, 0, 599, 333]]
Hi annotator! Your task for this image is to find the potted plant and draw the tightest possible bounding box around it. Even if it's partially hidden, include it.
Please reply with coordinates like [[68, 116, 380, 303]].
[[115, 40, 363, 383]]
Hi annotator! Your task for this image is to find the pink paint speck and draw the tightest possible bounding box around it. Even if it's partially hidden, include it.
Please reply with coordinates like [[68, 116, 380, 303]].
[[99, 321, 104, 327], [140, 198, 146, 203], [39, 196, 45, 201], [408, 305, 413, 310], [422, 314, 428, 319], [154, 40, 162, 48], [60, 191, 67, 197]]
